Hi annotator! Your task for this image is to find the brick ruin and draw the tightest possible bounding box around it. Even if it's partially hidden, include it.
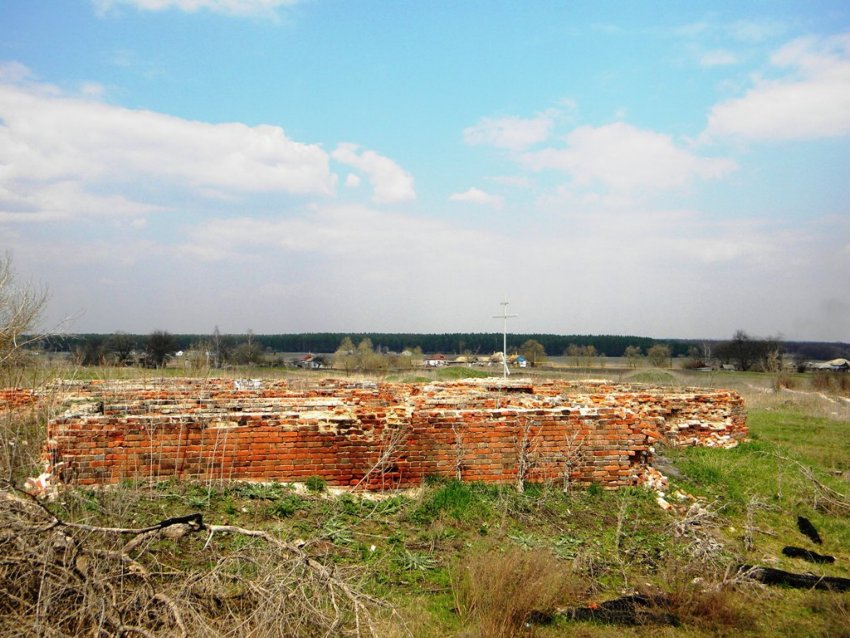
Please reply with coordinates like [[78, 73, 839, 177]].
[[39, 377, 748, 490]]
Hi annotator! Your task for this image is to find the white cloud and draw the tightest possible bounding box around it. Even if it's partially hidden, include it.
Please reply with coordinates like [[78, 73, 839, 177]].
[[521, 122, 736, 192], [93, 0, 299, 17], [488, 175, 532, 189], [0, 71, 335, 222], [183, 204, 490, 264], [80, 82, 106, 97], [673, 22, 710, 38], [172, 200, 825, 338], [704, 33, 850, 141], [0, 181, 163, 223], [449, 187, 503, 208], [0, 61, 33, 83], [726, 19, 786, 44], [344, 173, 361, 188], [463, 114, 554, 151], [331, 143, 415, 204], [699, 49, 738, 67]]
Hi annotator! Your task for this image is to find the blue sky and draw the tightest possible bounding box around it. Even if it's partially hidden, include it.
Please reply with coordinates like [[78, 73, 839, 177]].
[[1, 0, 849, 341]]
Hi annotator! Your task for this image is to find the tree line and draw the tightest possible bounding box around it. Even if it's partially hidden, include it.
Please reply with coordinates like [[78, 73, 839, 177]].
[[44, 332, 671, 359], [4, 251, 846, 371], [38, 331, 849, 370]]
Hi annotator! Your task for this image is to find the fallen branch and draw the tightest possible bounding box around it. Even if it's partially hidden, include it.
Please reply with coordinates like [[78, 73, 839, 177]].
[[738, 565, 850, 592], [782, 546, 835, 565], [797, 515, 823, 545], [0, 486, 396, 637], [763, 453, 850, 516], [203, 523, 386, 636], [563, 593, 678, 626]]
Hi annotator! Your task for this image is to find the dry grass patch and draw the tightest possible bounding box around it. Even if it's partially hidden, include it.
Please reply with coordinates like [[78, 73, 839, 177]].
[[804, 591, 850, 638], [0, 487, 390, 638], [451, 547, 584, 638]]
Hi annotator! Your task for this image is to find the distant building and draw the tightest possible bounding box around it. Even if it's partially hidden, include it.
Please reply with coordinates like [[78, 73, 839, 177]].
[[423, 354, 447, 367], [296, 353, 325, 369], [806, 358, 850, 372]]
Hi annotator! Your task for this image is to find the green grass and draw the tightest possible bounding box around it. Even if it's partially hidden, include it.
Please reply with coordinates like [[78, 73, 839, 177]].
[[304, 475, 327, 492], [435, 366, 491, 380], [665, 406, 850, 583], [29, 443, 850, 637], [411, 479, 492, 523], [7, 368, 850, 637], [625, 370, 677, 384], [748, 408, 850, 472]]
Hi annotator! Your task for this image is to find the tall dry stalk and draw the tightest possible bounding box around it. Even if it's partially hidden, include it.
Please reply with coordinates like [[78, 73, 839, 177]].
[[514, 417, 541, 493]]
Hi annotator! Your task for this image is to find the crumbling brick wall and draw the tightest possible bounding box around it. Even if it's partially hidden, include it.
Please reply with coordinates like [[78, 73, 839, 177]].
[[44, 378, 747, 489], [0, 388, 36, 410]]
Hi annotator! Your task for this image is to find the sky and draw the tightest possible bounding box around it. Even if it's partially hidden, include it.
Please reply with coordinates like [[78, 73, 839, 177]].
[[1, 0, 849, 341]]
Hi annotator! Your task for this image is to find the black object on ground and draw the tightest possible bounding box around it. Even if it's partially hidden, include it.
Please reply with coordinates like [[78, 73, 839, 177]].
[[782, 546, 835, 564], [565, 593, 679, 626], [739, 565, 850, 591], [797, 515, 823, 545]]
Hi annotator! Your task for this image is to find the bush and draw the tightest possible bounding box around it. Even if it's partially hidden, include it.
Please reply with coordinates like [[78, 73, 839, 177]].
[[809, 371, 850, 395], [452, 548, 583, 638]]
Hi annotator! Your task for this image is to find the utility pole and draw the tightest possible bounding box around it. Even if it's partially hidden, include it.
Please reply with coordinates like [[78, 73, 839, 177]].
[[492, 296, 517, 378]]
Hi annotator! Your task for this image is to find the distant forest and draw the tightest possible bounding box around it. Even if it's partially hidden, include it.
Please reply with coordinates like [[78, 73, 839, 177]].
[[41, 332, 849, 361]]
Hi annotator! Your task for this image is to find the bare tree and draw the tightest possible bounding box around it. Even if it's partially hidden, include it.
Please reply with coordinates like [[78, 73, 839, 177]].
[[624, 345, 642, 369], [519, 339, 546, 367], [647, 343, 671, 368], [231, 330, 264, 366], [565, 343, 598, 368], [0, 254, 47, 367], [104, 331, 136, 366], [715, 330, 781, 372], [333, 337, 357, 374], [146, 330, 177, 368]]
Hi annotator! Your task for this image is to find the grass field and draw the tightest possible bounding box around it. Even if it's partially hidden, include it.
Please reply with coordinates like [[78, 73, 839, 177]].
[[1, 364, 848, 637]]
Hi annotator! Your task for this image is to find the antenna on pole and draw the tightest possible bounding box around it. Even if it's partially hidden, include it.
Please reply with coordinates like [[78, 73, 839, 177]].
[[492, 296, 517, 378]]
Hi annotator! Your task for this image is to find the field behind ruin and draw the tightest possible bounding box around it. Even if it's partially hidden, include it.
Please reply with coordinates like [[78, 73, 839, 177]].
[[1, 364, 849, 637]]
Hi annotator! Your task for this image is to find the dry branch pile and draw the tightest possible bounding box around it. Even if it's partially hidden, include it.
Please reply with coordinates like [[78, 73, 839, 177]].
[[0, 486, 388, 637]]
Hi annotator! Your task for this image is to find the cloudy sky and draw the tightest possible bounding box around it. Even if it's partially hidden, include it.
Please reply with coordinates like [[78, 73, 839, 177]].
[[2, 1, 849, 341]]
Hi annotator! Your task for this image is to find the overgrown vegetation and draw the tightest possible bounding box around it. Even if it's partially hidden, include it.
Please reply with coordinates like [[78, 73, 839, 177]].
[[2, 360, 849, 636]]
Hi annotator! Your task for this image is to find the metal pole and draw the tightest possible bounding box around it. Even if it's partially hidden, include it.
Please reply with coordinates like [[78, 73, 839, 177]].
[[492, 297, 517, 379]]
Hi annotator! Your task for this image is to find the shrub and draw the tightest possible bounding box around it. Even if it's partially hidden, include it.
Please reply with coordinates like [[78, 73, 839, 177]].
[[452, 548, 583, 638], [809, 371, 850, 396], [811, 371, 833, 392]]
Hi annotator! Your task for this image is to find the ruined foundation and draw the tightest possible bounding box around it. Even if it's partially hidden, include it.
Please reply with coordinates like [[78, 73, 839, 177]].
[[44, 378, 747, 490]]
